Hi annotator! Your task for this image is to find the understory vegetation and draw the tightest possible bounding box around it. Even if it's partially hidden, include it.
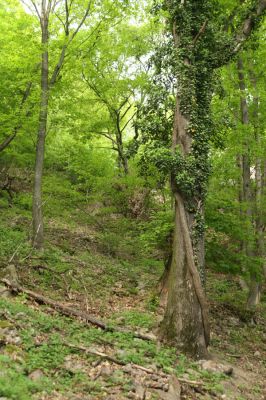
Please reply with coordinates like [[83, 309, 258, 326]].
[[0, 0, 266, 399]]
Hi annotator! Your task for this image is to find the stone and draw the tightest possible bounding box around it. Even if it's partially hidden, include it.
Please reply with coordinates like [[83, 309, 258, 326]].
[[199, 360, 233, 376], [0, 285, 12, 298], [100, 364, 113, 377], [167, 375, 181, 400], [28, 369, 44, 381], [134, 383, 146, 400]]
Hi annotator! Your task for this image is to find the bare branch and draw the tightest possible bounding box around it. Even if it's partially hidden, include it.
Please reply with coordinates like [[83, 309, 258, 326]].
[[49, 44, 67, 86], [121, 111, 137, 133], [0, 132, 17, 152], [120, 103, 132, 121], [50, 0, 94, 87], [30, 0, 41, 20], [54, 12, 66, 30], [82, 71, 115, 114], [69, 0, 92, 43], [117, 97, 130, 114], [90, 131, 116, 145]]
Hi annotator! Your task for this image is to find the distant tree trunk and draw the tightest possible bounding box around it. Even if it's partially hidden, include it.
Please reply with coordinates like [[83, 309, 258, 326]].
[[115, 121, 128, 175], [32, 11, 49, 249], [247, 70, 264, 307], [116, 140, 129, 175], [237, 58, 259, 306], [30, 1, 91, 249]]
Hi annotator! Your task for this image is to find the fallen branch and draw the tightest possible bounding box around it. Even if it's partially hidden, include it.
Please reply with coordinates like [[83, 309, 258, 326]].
[[63, 342, 127, 366], [0, 279, 155, 342], [225, 353, 242, 358], [59, 341, 204, 387], [30, 264, 70, 274]]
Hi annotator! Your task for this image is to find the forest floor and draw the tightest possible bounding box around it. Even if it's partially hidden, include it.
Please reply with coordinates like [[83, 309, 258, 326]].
[[0, 173, 265, 400]]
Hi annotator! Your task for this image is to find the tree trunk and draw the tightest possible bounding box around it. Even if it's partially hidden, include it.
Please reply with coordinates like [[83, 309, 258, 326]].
[[116, 131, 128, 175], [32, 15, 49, 249], [237, 57, 259, 306], [159, 193, 209, 358], [246, 70, 264, 307], [158, 251, 172, 308], [159, 92, 210, 358]]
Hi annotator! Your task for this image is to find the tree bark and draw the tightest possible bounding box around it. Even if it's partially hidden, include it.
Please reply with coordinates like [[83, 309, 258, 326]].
[[159, 192, 209, 358], [237, 58, 257, 304], [237, 58, 264, 308], [158, 0, 266, 358], [159, 93, 209, 358], [247, 69, 264, 307], [158, 251, 172, 308], [32, 11, 49, 249]]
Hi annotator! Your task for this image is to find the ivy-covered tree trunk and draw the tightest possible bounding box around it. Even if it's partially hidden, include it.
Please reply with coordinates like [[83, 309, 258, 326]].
[[158, 0, 266, 358], [159, 91, 210, 357], [157, 0, 213, 358]]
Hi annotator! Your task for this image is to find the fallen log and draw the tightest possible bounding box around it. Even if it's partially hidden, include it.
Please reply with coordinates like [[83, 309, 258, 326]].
[[0, 278, 155, 341]]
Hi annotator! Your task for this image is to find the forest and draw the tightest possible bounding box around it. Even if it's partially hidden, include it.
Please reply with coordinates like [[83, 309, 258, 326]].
[[0, 0, 265, 399]]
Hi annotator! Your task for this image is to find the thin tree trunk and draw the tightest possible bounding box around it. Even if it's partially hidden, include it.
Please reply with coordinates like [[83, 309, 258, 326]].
[[32, 14, 49, 249], [237, 58, 258, 306], [31, 1, 91, 249], [116, 129, 128, 175], [247, 70, 264, 307]]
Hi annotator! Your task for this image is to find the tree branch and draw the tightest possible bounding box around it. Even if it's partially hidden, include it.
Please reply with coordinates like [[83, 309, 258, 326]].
[[232, 0, 266, 55], [121, 111, 136, 133], [69, 0, 92, 43], [30, 0, 41, 21], [50, 0, 92, 87], [192, 20, 208, 46], [0, 80, 33, 153], [0, 132, 17, 153]]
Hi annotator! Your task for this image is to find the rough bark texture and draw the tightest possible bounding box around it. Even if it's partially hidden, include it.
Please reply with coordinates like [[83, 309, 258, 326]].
[[158, 252, 172, 308], [32, 11, 49, 249], [159, 92, 209, 358], [159, 193, 209, 358]]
